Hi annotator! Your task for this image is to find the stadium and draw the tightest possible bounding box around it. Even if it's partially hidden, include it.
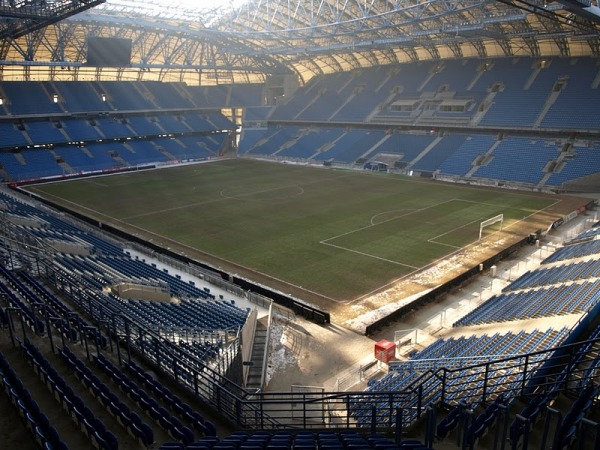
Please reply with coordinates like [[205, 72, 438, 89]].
[[1, 0, 600, 449]]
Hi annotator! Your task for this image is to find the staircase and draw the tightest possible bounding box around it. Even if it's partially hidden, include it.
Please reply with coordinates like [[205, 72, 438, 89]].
[[465, 139, 501, 177], [245, 319, 268, 391], [470, 91, 498, 126], [533, 88, 562, 129]]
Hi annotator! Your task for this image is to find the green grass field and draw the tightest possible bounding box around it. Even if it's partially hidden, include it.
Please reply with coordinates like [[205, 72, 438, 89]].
[[26, 159, 558, 301]]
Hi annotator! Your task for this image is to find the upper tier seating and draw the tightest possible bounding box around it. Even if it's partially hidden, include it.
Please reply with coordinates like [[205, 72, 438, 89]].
[[478, 83, 552, 129], [0, 81, 263, 117], [53, 81, 112, 113], [242, 106, 272, 122], [265, 57, 600, 131], [0, 56, 598, 187], [540, 58, 600, 130], [0, 81, 64, 116]]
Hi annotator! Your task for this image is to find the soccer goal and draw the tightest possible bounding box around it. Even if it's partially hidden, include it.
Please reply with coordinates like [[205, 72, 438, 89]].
[[479, 214, 504, 240]]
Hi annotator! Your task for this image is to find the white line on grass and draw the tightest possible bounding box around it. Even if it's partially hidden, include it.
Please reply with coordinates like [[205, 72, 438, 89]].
[[501, 198, 562, 232], [427, 216, 485, 248], [319, 199, 459, 269], [82, 179, 110, 187], [320, 241, 420, 269], [219, 185, 304, 201], [124, 196, 234, 220], [219, 172, 357, 201], [370, 209, 417, 226], [451, 198, 535, 209], [125, 173, 354, 220], [321, 199, 457, 244], [29, 187, 347, 304]]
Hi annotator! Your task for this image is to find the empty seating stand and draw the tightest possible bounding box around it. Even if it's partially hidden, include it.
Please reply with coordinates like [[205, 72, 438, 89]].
[[0, 351, 70, 450], [453, 280, 600, 327], [0, 79, 236, 181], [20, 340, 119, 450], [352, 328, 569, 428], [124, 359, 216, 438], [159, 430, 432, 450], [59, 345, 153, 448]]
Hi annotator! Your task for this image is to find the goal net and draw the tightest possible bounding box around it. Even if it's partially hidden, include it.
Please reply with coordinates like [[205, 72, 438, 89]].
[[479, 214, 504, 240]]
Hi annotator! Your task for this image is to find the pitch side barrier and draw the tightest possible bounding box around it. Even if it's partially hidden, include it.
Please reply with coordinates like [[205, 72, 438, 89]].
[[230, 276, 329, 325], [365, 233, 537, 336], [18, 187, 330, 326]]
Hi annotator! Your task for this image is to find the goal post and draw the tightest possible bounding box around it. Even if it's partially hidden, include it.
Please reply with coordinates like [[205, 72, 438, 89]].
[[479, 214, 504, 240]]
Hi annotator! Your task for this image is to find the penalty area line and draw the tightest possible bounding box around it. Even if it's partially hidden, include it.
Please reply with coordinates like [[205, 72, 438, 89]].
[[322, 199, 458, 244], [427, 216, 486, 249], [319, 240, 420, 269]]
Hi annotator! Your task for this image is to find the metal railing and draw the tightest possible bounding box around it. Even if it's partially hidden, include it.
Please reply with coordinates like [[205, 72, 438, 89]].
[[1, 192, 598, 434], [3, 256, 600, 435]]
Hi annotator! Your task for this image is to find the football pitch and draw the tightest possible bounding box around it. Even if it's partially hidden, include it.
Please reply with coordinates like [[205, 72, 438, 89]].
[[26, 159, 560, 302]]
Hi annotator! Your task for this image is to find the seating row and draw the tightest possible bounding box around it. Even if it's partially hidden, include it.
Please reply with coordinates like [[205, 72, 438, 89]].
[[453, 280, 600, 327], [20, 339, 119, 450], [563, 226, 600, 246], [352, 328, 569, 428], [0, 266, 45, 335], [555, 383, 599, 448], [160, 430, 432, 450], [0, 114, 231, 151], [59, 345, 153, 448], [542, 238, 600, 264], [94, 352, 201, 446], [437, 395, 506, 444], [6, 263, 109, 348], [507, 259, 600, 291], [509, 324, 600, 446], [124, 359, 216, 437], [0, 81, 263, 116], [3, 266, 88, 345], [0, 350, 69, 450]]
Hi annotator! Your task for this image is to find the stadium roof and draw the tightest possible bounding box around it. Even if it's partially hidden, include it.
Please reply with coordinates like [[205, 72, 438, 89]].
[[1, 0, 600, 84]]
